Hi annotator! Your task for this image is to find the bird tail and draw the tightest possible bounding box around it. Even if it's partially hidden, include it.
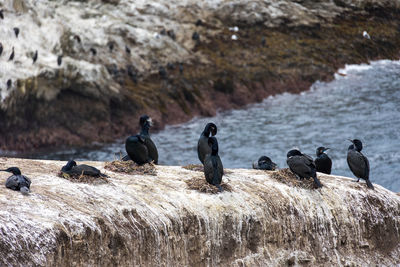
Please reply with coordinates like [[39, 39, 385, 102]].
[[20, 187, 30, 195], [313, 176, 323, 188], [366, 179, 374, 190]]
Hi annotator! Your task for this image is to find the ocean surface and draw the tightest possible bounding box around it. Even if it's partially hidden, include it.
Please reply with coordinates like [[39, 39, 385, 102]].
[[18, 60, 400, 192]]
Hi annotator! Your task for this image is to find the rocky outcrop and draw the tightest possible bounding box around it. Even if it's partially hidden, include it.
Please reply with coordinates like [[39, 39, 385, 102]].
[[1, 0, 400, 151], [0, 157, 399, 266]]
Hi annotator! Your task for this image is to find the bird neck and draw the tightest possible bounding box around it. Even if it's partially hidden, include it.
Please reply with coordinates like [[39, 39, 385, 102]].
[[140, 123, 150, 136]]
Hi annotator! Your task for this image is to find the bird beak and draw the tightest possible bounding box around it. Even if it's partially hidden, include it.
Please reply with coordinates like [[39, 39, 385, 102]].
[[347, 139, 354, 143], [324, 148, 330, 152]]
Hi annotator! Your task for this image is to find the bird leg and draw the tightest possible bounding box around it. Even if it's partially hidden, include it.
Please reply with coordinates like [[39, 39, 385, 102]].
[[352, 178, 360, 183]]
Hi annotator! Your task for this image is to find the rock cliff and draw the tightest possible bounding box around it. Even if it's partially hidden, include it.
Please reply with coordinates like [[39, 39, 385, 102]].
[[0, 157, 399, 266], [1, 0, 400, 151]]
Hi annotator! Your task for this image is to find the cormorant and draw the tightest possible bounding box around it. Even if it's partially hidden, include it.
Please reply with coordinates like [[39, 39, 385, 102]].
[[252, 156, 277, 171], [1, 167, 31, 194], [192, 32, 200, 41], [167, 30, 176, 40], [314, 147, 332, 174], [6, 79, 11, 89], [0, 9, 4, 20], [13, 27, 19, 38], [0, 42, 3, 56], [347, 139, 374, 189], [287, 149, 323, 188], [195, 19, 203, 26], [61, 160, 103, 176], [125, 115, 159, 164], [9, 47, 14, 61], [158, 66, 167, 79], [197, 122, 217, 164], [32, 50, 38, 64], [125, 45, 131, 54], [204, 137, 223, 192], [57, 55, 63, 66], [73, 35, 81, 43], [90, 48, 97, 56], [108, 42, 114, 52]]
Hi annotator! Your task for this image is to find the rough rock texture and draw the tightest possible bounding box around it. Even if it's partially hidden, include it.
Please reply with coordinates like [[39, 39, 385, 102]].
[[0, 157, 399, 266], [1, 0, 400, 150]]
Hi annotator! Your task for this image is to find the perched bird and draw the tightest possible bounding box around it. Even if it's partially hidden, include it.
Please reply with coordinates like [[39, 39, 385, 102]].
[[125, 115, 158, 165], [108, 42, 114, 52], [1, 167, 31, 194], [192, 32, 200, 41], [125, 45, 131, 54], [61, 160, 104, 176], [160, 29, 167, 35], [363, 31, 371, 40], [252, 156, 277, 171], [90, 48, 97, 56], [13, 27, 19, 38], [197, 122, 217, 164], [57, 55, 63, 66], [287, 149, 323, 188], [204, 137, 224, 192], [158, 66, 167, 79], [195, 19, 203, 26], [73, 35, 81, 43], [347, 139, 374, 189], [9, 47, 14, 61], [0, 9, 4, 20], [6, 79, 11, 89], [314, 147, 332, 174], [0, 42, 3, 56], [32, 50, 38, 64], [167, 30, 176, 40]]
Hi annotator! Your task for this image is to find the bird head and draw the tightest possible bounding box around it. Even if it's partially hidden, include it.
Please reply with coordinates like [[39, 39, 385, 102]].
[[1, 167, 21, 175], [139, 115, 152, 127], [204, 123, 217, 136], [316, 147, 329, 156], [62, 160, 77, 172], [349, 139, 363, 152], [287, 149, 302, 158]]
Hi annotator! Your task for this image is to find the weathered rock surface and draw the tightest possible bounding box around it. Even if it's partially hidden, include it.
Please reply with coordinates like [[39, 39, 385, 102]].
[[1, 0, 400, 150], [0, 157, 399, 266]]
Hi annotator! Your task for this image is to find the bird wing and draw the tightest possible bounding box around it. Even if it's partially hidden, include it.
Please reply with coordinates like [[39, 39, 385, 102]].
[[287, 156, 312, 178], [5, 175, 19, 190], [144, 137, 158, 164], [203, 155, 214, 184], [74, 165, 101, 176], [125, 135, 149, 165], [347, 150, 368, 179], [197, 135, 211, 164]]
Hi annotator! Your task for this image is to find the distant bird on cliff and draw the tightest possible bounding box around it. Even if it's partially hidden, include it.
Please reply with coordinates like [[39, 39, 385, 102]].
[[32, 50, 38, 64], [363, 31, 371, 40], [73, 35, 81, 43], [57, 55, 63, 66], [0, 42, 3, 56], [61, 160, 104, 177], [287, 149, 323, 188], [108, 42, 114, 52], [167, 30, 176, 40], [314, 147, 332, 174], [124, 115, 159, 165], [197, 122, 217, 164], [204, 136, 224, 192], [347, 139, 374, 189], [90, 48, 97, 56], [252, 156, 277, 171], [195, 19, 203, 26], [9, 47, 14, 61], [192, 32, 200, 41], [6, 79, 11, 89], [13, 27, 19, 38], [125, 45, 131, 54], [158, 66, 167, 79], [0, 9, 4, 20], [1, 167, 31, 195]]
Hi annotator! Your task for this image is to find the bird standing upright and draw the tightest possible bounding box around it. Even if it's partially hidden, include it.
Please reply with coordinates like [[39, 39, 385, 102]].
[[204, 137, 224, 192], [314, 147, 332, 174], [197, 123, 217, 164], [347, 139, 374, 189]]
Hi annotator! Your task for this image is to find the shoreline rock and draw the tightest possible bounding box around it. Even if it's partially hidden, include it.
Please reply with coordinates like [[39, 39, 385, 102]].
[[0, 157, 399, 266], [1, 1, 400, 151]]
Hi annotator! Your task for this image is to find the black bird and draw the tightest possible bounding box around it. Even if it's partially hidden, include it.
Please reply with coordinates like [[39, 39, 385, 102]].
[[314, 147, 332, 174], [1, 167, 31, 194], [204, 137, 224, 192], [179, 63, 183, 74], [0, 42, 3, 56], [347, 139, 374, 189], [90, 48, 97, 56], [125, 45, 131, 54], [287, 149, 323, 188], [0, 9, 4, 20], [160, 29, 167, 35], [124, 115, 159, 165], [195, 19, 203, 26], [57, 55, 63, 66], [261, 37, 266, 47], [192, 32, 200, 41], [32, 50, 38, 64], [253, 156, 277, 170], [13, 27, 19, 38], [6, 79, 11, 89], [73, 35, 81, 43], [9, 47, 14, 61], [108, 42, 114, 52], [158, 66, 167, 79], [167, 30, 176, 40], [197, 122, 217, 164], [61, 160, 103, 176]]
